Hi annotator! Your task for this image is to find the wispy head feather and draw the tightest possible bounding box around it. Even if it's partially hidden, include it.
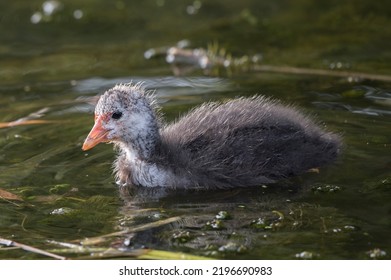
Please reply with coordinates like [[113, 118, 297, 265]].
[[95, 82, 161, 124]]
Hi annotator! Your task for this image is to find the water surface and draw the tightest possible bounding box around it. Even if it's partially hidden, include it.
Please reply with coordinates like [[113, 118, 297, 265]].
[[0, 0, 390, 259]]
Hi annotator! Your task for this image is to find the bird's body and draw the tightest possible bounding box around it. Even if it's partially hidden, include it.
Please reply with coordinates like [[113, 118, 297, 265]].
[[83, 83, 341, 189]]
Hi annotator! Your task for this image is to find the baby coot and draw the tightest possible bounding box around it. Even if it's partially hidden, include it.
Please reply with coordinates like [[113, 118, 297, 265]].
[[82, 83, 341, 189]]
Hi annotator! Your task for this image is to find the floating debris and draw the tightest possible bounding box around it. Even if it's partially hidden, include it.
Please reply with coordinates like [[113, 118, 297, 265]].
[[204, 219, 225, 230], [0, 107, 62, 129], [250, 217, 268, 229], [295, 251, 319, 259], [75, 216, 182, 245], [148, 212, 166, 221], [0, 188, 23, 201], [145, 41, 391, 81], [367, 248, 387, 259], [145, 41, 261, 76], [250, 211, 284, 230], [218, 242, 247, 253], [343, 225, 359, 231], [139, 249, 212, 260], [331, 228, 342, 233], [49, 184, 72, 194], [0, 237, 66, 260], [215, 211, 231, 220], [171, 231, 193, 244], [50, 207, 74, 215], [312, 184, 342, 193]]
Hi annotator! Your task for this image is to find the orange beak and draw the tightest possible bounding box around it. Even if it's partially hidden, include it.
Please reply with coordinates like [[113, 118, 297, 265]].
[[82, 115, 110, 151]]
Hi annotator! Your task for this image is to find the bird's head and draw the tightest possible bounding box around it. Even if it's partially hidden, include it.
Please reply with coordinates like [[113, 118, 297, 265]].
[[82, 83, 159, 151]]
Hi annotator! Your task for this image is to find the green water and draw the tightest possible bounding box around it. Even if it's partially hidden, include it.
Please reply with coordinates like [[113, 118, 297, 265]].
[[0, 0, 390, 259]]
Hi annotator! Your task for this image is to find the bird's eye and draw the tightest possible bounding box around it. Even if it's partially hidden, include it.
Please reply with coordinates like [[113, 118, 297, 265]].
[[111, 111, 123, 120]]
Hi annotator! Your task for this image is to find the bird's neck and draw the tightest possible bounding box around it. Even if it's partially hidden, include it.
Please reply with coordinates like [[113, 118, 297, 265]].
[[121, 114, 161, 161]]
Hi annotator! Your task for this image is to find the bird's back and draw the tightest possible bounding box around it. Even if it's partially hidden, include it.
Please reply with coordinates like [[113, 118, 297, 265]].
[[159, 96, 341, 188]]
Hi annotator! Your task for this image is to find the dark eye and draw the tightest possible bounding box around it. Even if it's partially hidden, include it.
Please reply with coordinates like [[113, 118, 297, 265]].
[[111, 111, 122, 120]]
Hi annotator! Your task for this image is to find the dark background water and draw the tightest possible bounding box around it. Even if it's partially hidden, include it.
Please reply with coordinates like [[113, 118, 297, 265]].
[[0, 0, 390, 259]]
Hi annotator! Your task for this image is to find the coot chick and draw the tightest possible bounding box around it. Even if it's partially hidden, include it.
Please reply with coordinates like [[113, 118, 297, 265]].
[[82, 83, 341, 189]]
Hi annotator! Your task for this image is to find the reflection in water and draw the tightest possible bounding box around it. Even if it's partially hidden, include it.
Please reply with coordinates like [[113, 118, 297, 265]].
[[116, 183, 300, 255], [111, 179, 370, 259]]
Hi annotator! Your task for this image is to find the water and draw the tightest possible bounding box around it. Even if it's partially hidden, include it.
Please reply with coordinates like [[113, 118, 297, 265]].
[[0, 0, 390, 260]]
